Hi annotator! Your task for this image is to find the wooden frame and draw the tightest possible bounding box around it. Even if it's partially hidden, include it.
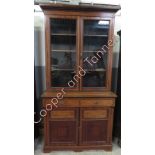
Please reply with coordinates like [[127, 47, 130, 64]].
[[79, 16, 114, 91], [45, 13, 115, 91], [45, 15, 79, 91]]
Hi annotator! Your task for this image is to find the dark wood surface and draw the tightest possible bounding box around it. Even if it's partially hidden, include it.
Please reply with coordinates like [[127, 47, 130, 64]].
[[43, 97, 115, 152], [39, 3, 121, 12], [42, 91, 117, 98], [43, 105, 114, 152], [43, 98, 115, 108], [49, 120, 78, 145]]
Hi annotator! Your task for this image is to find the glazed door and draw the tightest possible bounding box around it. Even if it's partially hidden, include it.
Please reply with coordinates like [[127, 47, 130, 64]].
[[46, 16, 113, 91], [80, 18, 113, 91], [46, 16, 79, 90]]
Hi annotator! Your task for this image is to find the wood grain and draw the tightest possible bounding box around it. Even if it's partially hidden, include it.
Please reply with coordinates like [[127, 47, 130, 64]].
[[51, 110, 75, 119], [83, 109, 107, 119]]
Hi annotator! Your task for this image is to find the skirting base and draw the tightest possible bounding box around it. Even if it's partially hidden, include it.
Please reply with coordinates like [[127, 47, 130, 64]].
[[43, 145, 112, 153]]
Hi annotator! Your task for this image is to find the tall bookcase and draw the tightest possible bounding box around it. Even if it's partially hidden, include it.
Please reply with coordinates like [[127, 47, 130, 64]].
[[40, 3, 120, 152]]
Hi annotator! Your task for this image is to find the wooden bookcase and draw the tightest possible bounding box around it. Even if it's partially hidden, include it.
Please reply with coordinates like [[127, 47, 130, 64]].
[[40, 3, 120, 152]]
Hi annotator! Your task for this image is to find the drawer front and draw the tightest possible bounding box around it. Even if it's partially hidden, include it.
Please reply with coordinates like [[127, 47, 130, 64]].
[[43, 98, 79, 107], [83, 109, 108, 119], [60, 99, 79, 107], [80, 99, 114, 107], [51, 110, 75, 119]]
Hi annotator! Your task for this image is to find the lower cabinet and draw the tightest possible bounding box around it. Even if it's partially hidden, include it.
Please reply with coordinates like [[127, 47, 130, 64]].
[[43, 98, 115, 152]]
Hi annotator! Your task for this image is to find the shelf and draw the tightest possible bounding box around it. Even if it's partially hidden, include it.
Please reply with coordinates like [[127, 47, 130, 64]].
[[84, 26, 109, 29], [51, 68, 75, 71], [51, 33, 107, 37], [51, 33, 76, 36], [85, 69, 106, 72], [52, 50, 76, 52], [51, 68, 105, 72], [83, 51, 97, 53], [84, 34, 108, 37], [83, 51, 108, 54], [83, 50, 107, 53]]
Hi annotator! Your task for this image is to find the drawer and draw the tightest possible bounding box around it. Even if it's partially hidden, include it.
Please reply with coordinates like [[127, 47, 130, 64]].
[[80, 99, 114, 107], [82, 108, 108, 119], [50, 109, 76, 119], [43, 98, 79, 107], [60, 99, 79, 107]]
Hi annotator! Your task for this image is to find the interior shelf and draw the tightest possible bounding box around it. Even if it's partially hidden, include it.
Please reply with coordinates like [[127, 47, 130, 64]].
[[84, 34, 108, 37], [51, 68, 105, 72], [51, 33, 76, 36], [51, 68, 75, 71], [52, 50, 76, 52], [83, 51, 98, 52], [85, 69, 106, 72], [51, 34, 107, 37]]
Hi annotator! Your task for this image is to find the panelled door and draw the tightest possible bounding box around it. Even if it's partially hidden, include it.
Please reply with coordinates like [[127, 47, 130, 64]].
[[79, 107, 110, 145], [46, 16, 113, 91]]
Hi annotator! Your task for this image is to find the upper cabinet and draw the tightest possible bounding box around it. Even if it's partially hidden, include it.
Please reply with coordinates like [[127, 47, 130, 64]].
[[46, 16, 113, 91], [41, 4, 120, 91]]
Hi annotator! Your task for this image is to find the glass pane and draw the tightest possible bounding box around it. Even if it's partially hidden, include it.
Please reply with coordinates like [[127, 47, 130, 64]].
[[50, 18, 76, 87], [82, 20, 110, 88], [51, 71, 75, 87], [51, 52, 76, 70]]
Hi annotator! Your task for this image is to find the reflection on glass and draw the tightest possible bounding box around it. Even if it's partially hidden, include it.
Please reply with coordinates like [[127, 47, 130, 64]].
[[84, 20, 109, 36]]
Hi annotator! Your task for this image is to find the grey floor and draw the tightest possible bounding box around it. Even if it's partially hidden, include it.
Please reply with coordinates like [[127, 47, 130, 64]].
[[34, 138, 121, 155]]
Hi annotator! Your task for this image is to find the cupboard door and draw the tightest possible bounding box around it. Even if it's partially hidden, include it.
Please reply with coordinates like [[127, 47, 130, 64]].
[[81, 18, 111, 90], [48, 108, 78, 145], [49, 17, 78, 89], [49, 121, 77, 145], [80, 108, 109, 145], [81, 120, 108, 145]]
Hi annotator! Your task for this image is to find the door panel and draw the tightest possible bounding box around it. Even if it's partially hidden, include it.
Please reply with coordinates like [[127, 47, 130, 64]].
[[81, 19, 111, 90], [81, 120, 108, 145], [80, 108, 109, 145], [49, 120, 77, 145], [48, 107, 78, 145]]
